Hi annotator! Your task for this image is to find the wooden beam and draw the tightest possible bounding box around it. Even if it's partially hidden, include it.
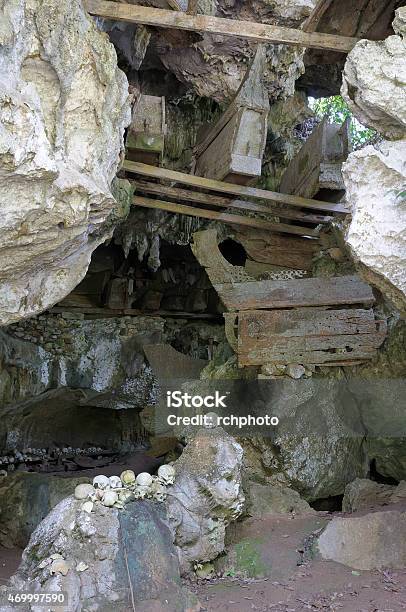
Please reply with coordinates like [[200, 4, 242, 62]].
[[133, 195, 319, 237], [124, 160, 349, 215], [136, 181, 332, 224], [85, 0, 359, 53], [214, 275, 375, 312]]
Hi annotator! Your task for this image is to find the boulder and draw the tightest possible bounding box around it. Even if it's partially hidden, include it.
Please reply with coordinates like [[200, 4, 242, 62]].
[[1, 498, 199, 612], [245, 482, 315, 517], [0, 472, 89, 548], [317, 510, 406, 570], [167, 427, 245, 574], [343, 478, 406, 513], [341, 7, 406, 139], [240, 379, 368, 501], [342, 139, 406, 314], [0, 0, 131, 325]]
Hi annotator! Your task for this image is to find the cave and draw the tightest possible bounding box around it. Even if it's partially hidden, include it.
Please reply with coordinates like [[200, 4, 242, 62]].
[[0, 0, 405, 609]]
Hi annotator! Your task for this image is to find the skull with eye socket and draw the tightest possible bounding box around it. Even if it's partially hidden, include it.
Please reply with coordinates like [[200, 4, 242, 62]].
[[157, 464, 175, 486], [93, 475, 110, 490]]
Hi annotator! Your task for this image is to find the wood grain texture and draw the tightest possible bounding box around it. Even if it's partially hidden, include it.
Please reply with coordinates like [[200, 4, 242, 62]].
[[215, 275, 375, 312], [135, 182, 331, 224], [124, 160, 349, 214], [235, 228, 318, 270], [132, 195, 320, 237], [85, 0, 359, 52], [237, 308, 387, 366]]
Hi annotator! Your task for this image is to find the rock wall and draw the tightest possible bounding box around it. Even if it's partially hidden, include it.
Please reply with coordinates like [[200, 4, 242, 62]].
[[340, 7, 406, 313], [0, 0, 131, 326]]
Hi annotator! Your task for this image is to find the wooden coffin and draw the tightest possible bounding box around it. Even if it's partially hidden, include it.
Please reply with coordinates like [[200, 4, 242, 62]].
[[126, 94, 166, 165], [228, 308, 387, 366], [280, 117, 351, 199], [216, 275, 375, 312], [193, 45, 269, 185]]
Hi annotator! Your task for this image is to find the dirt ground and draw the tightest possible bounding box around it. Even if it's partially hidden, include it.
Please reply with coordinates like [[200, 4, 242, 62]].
[[192, 513, 406, 612]]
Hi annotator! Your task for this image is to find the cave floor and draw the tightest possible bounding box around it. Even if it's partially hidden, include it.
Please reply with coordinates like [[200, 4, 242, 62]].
[[193, 513, 406, 612], [194, 563, 406, 611]]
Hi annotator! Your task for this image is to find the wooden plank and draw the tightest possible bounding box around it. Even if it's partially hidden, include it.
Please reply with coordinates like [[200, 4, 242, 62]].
[[215, 275, 375, 312], [136, 181, 332, 224], [85, 1, 359, 52], [124, 160, 349, 214], [50, 306, 221, 320], [133, 195, 320, 237], [237, 308, 387, 366]]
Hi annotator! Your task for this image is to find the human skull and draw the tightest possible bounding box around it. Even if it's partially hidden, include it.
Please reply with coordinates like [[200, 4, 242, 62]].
[[133, 485, 150, 500], [118, 489, 133, 504], [120, 470, 136, 486], [74, 483, 95, 500], [109, 476, 122, 489], [151, 481, 167, 502], [101, 490, 118, 507], [82, 501, 94, 514], [136, 472, 153, 487], [93, 475, 110, 490], [157, 464, 176, 486]]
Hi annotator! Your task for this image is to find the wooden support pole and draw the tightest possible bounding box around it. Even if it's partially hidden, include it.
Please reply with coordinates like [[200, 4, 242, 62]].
[[124, 160, 349, 214], [187, 0, 198, 15], [84, 0, 359, 53], [132, 195, 319, 237], [136, 180, 332, 224]]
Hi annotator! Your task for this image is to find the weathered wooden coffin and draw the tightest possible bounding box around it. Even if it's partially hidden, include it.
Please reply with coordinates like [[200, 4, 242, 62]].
[[280, 116, 351, 199], [216, 275, 375, 312], [126, 94, 166, 165], [193, 45, 269, 185], [192, 229, 387, 367], [227, 308, 387, 366]]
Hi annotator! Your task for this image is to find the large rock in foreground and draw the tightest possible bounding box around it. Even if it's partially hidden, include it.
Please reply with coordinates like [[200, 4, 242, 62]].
[[341, 6, 406, 139], [2, 498, 198, 612], [0, 0, 130, 325], [317, 510, 406, 570], [343, 139, 406, 313], [167, 427, 245, 574]]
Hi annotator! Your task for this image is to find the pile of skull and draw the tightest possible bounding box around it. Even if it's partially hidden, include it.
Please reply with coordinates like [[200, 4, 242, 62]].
[[74, 465, 176, 511]]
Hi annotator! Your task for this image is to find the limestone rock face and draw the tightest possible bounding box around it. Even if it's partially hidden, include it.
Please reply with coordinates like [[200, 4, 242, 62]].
[[0, 0, 131, 326], [341, 6, 406, 139], [241, 379, 368, 501], [0, 472, 88, 549], [167, 427, 245, 574], [342, 140, 406, 313], [2, 498, 197, 612], [317, 511, 406, 570]]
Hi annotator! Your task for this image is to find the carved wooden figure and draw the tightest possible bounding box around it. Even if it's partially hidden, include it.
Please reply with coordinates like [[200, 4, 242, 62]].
[[193, 45, 269, 185]]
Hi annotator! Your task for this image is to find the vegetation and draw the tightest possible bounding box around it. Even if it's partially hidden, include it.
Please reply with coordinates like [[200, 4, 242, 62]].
[[309, 96, 377, 149]]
